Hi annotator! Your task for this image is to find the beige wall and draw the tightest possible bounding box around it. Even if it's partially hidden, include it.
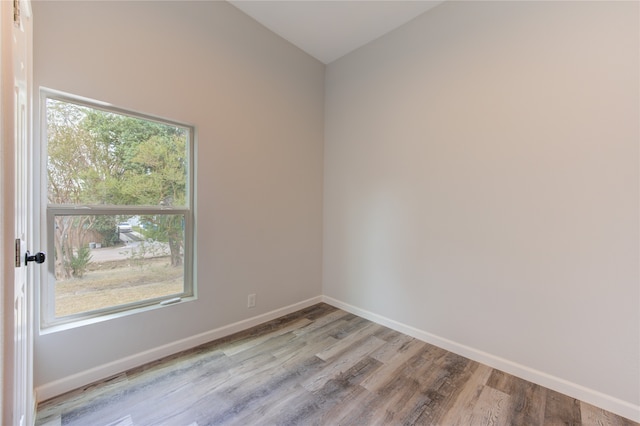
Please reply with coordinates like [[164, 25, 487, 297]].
[[324, 0, 639, 416], [33, 0, 324, 393]]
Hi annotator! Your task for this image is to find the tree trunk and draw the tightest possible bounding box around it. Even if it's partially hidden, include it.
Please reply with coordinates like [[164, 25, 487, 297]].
[[168, 237, 182, 267], [54, 216, 72, 280]]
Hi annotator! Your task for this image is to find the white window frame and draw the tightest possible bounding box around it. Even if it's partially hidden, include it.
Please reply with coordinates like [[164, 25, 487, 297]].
[[40, 89, 196, 329]]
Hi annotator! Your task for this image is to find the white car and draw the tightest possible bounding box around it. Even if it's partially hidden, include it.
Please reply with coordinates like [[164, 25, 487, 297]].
[[117, 222, 132, 233]]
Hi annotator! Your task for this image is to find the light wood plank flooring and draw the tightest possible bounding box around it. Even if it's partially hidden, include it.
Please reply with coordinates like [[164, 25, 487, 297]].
[[36, 303, 638, 426]]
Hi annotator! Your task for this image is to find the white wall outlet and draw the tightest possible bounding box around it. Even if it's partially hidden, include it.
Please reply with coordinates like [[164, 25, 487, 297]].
[[247, 293, 256, 308]]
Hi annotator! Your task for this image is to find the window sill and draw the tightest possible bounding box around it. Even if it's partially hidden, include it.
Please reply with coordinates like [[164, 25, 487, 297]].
[[39, 295, 197, 335]]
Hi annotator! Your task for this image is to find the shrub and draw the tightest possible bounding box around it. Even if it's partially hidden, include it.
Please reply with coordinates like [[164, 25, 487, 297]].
[[70, 245, 93, 278]]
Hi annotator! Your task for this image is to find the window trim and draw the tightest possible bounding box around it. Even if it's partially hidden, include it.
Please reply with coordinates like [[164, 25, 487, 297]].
[[40, 88, 196, 330]]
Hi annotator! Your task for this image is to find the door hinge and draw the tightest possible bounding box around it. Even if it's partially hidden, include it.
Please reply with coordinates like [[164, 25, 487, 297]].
[[15, 238, 21, 267], [13, 0, 20, 25]]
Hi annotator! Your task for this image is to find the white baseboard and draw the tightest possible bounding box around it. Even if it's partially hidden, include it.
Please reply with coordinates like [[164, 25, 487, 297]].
[[322, 296, 640, 423], [35, 296, 323, 402]]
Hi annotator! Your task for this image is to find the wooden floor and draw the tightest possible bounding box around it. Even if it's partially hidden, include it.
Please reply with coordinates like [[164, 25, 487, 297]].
[[36, 303, 637, 426]]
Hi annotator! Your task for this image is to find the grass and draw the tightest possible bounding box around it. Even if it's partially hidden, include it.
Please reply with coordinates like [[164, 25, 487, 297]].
[[55, 256, 183, 318]]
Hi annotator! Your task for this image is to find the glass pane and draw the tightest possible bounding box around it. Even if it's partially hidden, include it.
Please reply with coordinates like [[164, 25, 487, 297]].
[[46, 98, 189, 207], [52, 214, 186, 318]]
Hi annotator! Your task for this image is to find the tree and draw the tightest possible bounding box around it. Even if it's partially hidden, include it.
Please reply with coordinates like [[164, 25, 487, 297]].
[[47, 100, 98, 279], [126, 134, 187, 266], [47, 99, 189, 278]]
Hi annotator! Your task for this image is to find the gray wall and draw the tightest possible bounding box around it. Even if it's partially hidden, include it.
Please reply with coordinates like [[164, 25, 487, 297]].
[[324, 0, 639, 412], [33, 0, 324, 392], [33, 0, 639, 418]]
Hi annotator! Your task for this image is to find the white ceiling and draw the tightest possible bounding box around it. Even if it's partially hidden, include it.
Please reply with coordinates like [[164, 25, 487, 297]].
[[228, 1, 445, 64]]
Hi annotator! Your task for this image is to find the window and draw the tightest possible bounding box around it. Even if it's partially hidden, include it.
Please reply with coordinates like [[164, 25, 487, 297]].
[[41, 91, 195, 327]]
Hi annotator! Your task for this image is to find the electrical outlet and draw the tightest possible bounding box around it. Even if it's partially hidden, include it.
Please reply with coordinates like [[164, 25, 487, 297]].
[[247, 293, 256, 308]]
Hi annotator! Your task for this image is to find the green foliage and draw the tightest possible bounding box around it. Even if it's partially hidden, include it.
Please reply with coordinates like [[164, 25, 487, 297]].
[[93, 216, 119, 247], [70, 245, 92, 278], [116, 134, 186, 208], [47, 98, 189, 278], [48, 100, 187, 207]]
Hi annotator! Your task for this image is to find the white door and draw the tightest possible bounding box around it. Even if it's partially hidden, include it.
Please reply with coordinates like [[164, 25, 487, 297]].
[[2, 1, 34, 425]]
